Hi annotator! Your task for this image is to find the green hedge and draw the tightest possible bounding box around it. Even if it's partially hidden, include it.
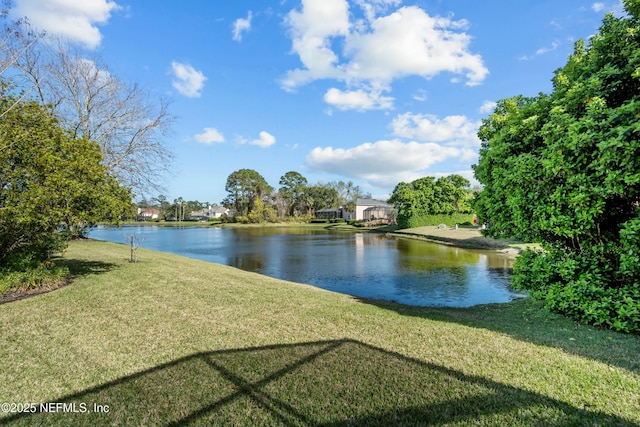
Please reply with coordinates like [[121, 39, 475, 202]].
[[403, 214, 475, 229], [513, 248, 640, 334]]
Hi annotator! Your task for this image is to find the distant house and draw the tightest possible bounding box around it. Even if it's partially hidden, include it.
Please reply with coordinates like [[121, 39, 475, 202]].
[[209, 206, 230, 218], [188, 210, 208, 221], [189, 205, 230, 221], [355, 198, 393, 221], [315, 207, 351, 220], [137, 207, 159, 220]]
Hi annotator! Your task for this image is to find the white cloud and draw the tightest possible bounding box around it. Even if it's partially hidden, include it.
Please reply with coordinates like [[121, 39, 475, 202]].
[[307, 109, 483, 188], [412, 89, 428, 102], [591, 1, 625, 16], [306, 139, 474, 188], [535, 40, 560, 55], [390, 113, 481, 147], [343, 7, 487, 85], [239, 131, 276, 148], [282, 0, 351, 89], [353, 0, 402, 22], [171, 62, 207, 98], [282, 1, 488, 109], [323, 87, 394, 111], [194, 128, 225, 144], [479, 100, 497, 114], [66, 57, 113, 86], [232, 11, 253, 42], [12, 0, 120, 49], [549, 19, 562, 30], [520, 40, 561, 61]]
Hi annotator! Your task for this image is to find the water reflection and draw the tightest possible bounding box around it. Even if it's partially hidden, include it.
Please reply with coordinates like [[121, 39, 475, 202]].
[[89, 226, 517, 307]]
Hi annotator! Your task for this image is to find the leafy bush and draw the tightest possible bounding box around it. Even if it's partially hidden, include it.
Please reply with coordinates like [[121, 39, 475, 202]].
[[0, 260, 69, 293], [513, 248, 640, 334], [0, 96, 130, 266], [474, 4, 640, 333]]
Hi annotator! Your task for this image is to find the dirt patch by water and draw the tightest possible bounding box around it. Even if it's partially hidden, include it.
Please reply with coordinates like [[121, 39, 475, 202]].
[[389, 226, 520, 253]]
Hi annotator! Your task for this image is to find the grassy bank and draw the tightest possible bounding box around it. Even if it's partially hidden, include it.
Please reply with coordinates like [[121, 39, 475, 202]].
[[390, 225, 529, 252], [1, 241, 638, 426]]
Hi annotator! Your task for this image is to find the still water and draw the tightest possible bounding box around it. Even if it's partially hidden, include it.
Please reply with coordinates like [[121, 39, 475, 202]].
[[90, 225, 519, 307]]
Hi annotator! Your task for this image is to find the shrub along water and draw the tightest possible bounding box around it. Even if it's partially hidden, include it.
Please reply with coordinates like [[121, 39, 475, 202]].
[[474, 1, 640, 333]]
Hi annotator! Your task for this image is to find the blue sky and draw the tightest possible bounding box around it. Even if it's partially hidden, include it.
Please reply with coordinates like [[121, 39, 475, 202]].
[[11, 0, 625, 204]]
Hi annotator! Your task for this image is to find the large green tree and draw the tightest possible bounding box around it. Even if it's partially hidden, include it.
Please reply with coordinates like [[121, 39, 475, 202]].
[[303, 184, 339, 216], [0, 92, 131, 265], [222, 169, 273, 217], [327, 180, 371, 213], [473, 0, 640, 333], [278, 171, 308, 217]]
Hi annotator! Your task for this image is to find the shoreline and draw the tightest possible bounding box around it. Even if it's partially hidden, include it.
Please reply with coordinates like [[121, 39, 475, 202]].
[[387, 226, 524, 255], [111, 221, 526, 254]]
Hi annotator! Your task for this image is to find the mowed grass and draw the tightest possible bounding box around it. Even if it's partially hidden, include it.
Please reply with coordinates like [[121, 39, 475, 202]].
[[0, 240, 638, 426]]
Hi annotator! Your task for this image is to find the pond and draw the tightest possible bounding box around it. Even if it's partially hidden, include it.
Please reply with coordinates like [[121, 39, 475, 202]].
[[89, 225, 520, 307]]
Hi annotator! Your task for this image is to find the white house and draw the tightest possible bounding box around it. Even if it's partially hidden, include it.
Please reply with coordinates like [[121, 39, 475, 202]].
[[209, 206, 230, 218], [355, 198, 394, 221], [137, 207, 159, 220]]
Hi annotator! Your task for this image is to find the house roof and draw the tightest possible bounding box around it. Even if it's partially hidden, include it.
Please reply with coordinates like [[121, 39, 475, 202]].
[[138, 208, 159, 215], [364, 205, 392, 212], [356, 198, 392, 207]]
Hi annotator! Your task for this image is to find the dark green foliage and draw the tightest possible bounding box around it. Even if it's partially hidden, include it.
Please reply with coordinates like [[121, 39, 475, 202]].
[[0, 259, 69, 293], [278, 171, 308, 216], [404, 214, 475, 229], [388, 174, 473, 229], [474, 2, 640, 333], [303, 184, 339, 214], [513, 248, 640, 333], [222, 169, 273, 217], [0, 93, 132, 267]]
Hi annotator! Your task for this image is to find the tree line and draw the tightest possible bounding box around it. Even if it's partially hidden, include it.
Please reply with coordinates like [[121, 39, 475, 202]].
[[135, 169, 475, 229], [136, 170, 373, 223], [224, 169, 374, 222]]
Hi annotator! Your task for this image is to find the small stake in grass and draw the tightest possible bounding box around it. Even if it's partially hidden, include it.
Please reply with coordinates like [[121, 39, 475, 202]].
[[125, 232, 144, 263]]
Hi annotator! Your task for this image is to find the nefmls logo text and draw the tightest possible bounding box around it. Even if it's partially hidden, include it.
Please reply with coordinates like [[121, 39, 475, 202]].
[[39, 402, 109, 413], [40, 402, 87, 413]]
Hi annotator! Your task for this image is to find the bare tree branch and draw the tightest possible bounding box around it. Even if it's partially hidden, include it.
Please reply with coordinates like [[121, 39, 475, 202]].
[[13, 38, 175, 196]]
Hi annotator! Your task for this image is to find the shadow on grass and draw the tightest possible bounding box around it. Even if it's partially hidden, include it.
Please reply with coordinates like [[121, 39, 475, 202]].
[[1, 339, 634, 426], [357, 297, 640, 376], [53, 257, 118, 278]]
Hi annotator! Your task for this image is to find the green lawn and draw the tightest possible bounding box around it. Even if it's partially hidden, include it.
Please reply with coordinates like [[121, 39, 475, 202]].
[[1, 240, 638, 426]]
